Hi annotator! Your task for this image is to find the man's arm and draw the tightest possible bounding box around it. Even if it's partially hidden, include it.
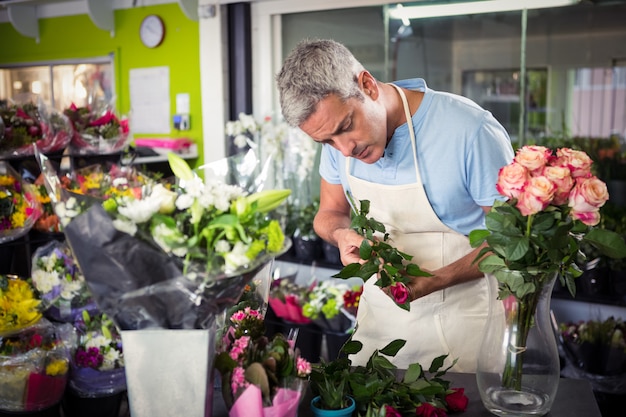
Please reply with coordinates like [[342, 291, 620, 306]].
[[405, 206, 492, 301], [313, 179, 365, 265]]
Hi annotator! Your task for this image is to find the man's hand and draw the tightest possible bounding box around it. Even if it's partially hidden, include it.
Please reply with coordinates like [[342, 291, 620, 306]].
[[333, 228, 366, 266]]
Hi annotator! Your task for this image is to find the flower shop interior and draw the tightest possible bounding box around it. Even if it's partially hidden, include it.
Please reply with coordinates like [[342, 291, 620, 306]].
[[1, 0, 626, 416]]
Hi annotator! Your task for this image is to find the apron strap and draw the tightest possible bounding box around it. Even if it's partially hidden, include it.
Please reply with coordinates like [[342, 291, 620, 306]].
[[388, 83, 422, 184]]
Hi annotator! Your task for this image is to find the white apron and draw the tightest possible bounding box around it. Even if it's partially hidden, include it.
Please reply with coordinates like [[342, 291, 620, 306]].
[[347, 84, 499, 372]]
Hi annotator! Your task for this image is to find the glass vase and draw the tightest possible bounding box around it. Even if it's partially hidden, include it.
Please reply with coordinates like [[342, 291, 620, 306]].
[[476, 271, 560, 417]]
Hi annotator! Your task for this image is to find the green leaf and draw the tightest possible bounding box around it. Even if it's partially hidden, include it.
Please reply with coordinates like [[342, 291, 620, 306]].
[[405, 263, 432, 277], [168, 152, 194, 181], [583, 228, 626, 259], [379, 339, 406, 357], [342, 340, 363, 355], [469, 229, 490, 248], [478, 255, 506, 273], [428, 354, 447, 373], [403, 362, 423, 383], [504, 236, 530, 261], [245, 189, 291, 213], [360, 240, 373, 260], [332, 263, 361, 279]]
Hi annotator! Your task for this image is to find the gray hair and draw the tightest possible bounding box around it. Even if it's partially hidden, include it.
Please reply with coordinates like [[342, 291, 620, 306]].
[[276, 39, 365, 127]]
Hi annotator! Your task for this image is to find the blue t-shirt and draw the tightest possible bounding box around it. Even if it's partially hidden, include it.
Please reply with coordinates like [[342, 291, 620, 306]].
[[319, 78, 514, 236]]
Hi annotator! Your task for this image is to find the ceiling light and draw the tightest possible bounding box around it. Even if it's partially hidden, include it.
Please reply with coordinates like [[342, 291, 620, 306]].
[[389, 0, 580, 20]]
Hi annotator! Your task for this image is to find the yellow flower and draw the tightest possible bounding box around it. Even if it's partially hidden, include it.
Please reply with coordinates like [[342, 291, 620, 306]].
[[0, 175, 14, 186], [0, 277, 42, 332], [46, 359, 69, 376]]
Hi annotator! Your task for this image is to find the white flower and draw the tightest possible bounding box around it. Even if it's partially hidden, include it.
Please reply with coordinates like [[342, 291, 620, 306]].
[[60, 279, 82, 300], [31, 269, 60, 294], [214, 240, 231, 253], [234, 134, 249, 149], [86, 334, 110, 349], [150, 183, 177, 214], [239, 113, 258, 132], [224, 241, 251, 272], [152, 223, 188, 257], [101, 348, 122, 371], [117, 197, 160, 223], [112, 218, 138, 236]]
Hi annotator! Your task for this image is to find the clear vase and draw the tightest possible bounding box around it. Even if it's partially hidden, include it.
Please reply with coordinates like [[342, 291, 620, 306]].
[[476, 271, 560, 417]]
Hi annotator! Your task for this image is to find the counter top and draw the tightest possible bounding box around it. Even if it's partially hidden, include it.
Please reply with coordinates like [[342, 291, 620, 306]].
[[211, 373, 601, 417]]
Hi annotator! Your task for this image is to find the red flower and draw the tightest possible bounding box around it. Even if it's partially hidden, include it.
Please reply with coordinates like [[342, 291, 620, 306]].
[[445, 388, 469, 412], [385, 405, 402, 417], [389, 282, 409, 304], [89, 111, 115, 127], [416, 403, 447, 417]]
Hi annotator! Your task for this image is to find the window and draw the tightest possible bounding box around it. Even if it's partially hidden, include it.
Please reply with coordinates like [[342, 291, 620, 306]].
[[0, 56, 114, 111]]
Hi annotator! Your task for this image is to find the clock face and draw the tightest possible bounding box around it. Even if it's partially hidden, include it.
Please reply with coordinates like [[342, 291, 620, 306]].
[[140, 15, 165, 48]]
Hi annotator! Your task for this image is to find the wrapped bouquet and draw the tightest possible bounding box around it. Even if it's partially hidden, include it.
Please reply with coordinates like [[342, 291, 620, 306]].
[[302, 280, 360, 334], [0, 101, 72, 158], [215, 307, 311, 417], [68, 311, 126, 398], [0, 318, 73, 412], [31, 240, 97, 323], [64, 102, 130, 155], [0, 161, 41, 244]]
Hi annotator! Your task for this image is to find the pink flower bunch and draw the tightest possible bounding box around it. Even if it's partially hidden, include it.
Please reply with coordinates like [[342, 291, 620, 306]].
[[75, 346, 103, 369], [215, 307, 311, 409], [496, 145, 608, 225]]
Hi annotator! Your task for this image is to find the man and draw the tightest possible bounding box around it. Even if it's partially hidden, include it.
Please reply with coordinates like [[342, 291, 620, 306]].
[[276, 39, 514, 371]]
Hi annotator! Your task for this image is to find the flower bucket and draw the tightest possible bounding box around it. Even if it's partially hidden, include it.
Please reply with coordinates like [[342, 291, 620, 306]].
[[310, 395, 355, 417], [121, 328, 216, 417]]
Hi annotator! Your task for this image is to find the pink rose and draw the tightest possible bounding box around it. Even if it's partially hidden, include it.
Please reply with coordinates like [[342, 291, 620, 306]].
[[516, 176, 557, 216], [571, 210, 601, 226], [514, 145, 552, 172], [389, 282, 409, 304], [569, 176, 609, 212], [445, 388, 469, 412], [496, 162, 528, 199], [542, 165, 574, 205], [385, 405, 402, 417], [296, 357, 311, 377], [416, 403, 447, 417], [554, 148, 593, 178]]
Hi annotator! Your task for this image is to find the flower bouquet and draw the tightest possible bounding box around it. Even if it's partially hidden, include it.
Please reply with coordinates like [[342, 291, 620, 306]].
[[0, 101, 72, 158], [64, 102, 130, 155], [302, 279, 359, 334], [469, 145, 626, 415], [32, 162, 156, 233], [214, 307, 311, 417], [35, 147, 292, 417], [268, 277, 314, 325], [309, 338, 468, 416], [0, 274, 48, 337], [559, 317, 626, 376], [0, 318, 73, 412], [31, 240, 97, 323], [67, 311, 126, 398], [0, 160, 41, 244]]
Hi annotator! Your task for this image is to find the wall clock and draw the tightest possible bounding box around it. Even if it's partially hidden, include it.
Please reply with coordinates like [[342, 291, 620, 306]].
[[140, 14, 165, 48]]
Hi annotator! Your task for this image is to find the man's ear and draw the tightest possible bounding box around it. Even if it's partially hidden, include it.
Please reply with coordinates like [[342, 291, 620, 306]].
[[358, 70, 379, 99]]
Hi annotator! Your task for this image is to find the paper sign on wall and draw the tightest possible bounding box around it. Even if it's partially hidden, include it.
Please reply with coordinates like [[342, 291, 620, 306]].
[[129, 66, 170, 134]]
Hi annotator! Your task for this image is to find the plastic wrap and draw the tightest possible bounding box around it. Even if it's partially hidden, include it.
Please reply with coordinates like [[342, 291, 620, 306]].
[[0, 100, 72, 158], [31, 240, 97, 323], [0, 160, 42, 244], [0, 319, 74, 412], [64, 101, 130, 155]]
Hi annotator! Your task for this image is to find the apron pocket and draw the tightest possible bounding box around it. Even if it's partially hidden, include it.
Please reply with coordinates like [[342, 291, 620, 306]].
[[433, 313, 488, 373]]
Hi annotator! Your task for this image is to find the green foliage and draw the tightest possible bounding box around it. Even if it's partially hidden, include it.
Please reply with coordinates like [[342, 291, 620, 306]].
[[309, 337, 457, 414], [332, 193, 432, 311]]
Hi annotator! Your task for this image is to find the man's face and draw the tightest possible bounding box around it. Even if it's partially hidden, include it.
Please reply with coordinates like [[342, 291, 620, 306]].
[[299, 93, 388, 164]]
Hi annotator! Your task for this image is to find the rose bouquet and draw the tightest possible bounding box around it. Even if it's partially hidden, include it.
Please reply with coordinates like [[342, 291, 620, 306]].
[[31, 240, 97, 323], [469, 145, 626, 391], [309, 338, 468, 416], [0, 161, 41, 244], [214, 307, 311, 417], [0, 102, 72, 158], [333, 195, 432, 311], [0, 318, 73, 412], [68, 310, 126, 398], [64, 102, 130, 155]]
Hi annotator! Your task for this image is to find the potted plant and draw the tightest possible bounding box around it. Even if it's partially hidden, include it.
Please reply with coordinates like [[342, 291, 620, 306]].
[[309, 338, 468, 416]]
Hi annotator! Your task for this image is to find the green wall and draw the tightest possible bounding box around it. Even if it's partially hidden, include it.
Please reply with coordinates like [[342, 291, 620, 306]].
[[0, 3, 202, 165]]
